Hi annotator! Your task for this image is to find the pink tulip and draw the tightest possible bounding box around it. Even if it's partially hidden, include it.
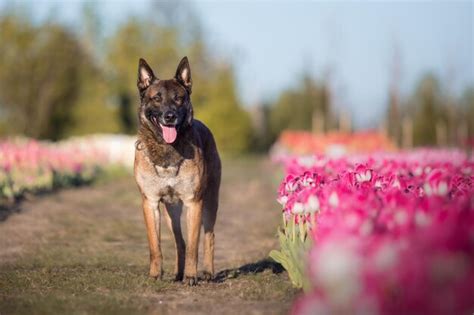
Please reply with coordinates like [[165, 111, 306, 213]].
[[276, 149, 474, 314]]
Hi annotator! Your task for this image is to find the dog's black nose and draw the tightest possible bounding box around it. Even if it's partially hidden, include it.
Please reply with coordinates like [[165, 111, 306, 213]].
[[163, 111, 177, 124]]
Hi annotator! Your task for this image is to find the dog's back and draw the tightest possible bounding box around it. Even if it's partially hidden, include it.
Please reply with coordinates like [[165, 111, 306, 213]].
[[193, 119, 221, 188]]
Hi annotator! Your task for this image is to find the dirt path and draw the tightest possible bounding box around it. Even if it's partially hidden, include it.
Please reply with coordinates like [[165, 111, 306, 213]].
[[0, 158, 297, 315]]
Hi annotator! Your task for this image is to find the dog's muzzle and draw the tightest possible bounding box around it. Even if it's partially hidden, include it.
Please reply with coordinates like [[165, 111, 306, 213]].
[[162, 110, 178, 125]]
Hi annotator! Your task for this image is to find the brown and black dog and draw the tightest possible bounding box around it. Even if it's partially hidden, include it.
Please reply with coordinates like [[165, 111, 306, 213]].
[[134, 57, 221, 285]]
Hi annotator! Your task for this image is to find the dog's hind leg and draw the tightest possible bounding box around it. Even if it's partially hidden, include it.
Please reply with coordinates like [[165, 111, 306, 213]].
[[202, 181, 220, 281], [141, 194, 162, 279], [163, 202, 185, 281]]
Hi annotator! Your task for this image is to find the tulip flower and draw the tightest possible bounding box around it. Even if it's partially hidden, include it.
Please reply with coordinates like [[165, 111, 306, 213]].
[[274, 149, 474, 315]]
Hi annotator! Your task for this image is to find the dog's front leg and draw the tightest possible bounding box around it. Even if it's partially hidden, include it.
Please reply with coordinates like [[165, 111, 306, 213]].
[[141, 195, 162, 279], [184, 199, 203, 285], [163, 202, 186, 282]]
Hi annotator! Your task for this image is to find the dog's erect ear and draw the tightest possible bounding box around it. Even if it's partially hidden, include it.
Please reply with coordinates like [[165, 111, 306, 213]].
[[137, 58, 157, 92], [175, 56, 192, 94]]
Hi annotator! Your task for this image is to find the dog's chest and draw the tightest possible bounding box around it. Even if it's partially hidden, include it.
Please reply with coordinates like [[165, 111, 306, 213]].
[[137, 161, 198, 204]]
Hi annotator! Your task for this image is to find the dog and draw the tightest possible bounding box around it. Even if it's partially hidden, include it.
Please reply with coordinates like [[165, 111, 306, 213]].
[[134, 56, 221, 285]]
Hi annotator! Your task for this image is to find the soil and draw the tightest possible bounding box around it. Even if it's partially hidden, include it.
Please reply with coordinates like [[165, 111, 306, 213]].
[[0, 157, 298, 315]]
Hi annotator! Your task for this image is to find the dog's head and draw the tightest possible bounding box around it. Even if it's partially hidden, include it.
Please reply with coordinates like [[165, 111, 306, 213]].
[[137, 57, 193, 144]]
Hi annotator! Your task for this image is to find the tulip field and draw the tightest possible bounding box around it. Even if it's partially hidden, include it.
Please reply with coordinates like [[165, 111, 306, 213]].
[[272, 131, 396, 156], [0, 135, 135, 210], [2, 132, 474, 314], [271, 149, 474, 314]]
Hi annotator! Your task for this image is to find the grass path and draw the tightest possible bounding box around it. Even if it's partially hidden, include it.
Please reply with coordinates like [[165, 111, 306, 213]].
[[0, 158, 297, 315]]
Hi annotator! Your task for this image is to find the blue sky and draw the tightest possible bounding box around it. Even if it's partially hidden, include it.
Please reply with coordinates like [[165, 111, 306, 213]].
[[193, 1, 473, 127], [2, 0, 473, 128]]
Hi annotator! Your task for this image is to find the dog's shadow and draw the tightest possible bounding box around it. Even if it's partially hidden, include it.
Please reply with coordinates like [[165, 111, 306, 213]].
[[209, 258, 284, 283]]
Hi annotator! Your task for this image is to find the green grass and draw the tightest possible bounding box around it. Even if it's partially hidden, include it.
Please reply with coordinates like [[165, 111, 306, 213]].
[[0, 259, 295, 315], [0, 262, 169, 315]]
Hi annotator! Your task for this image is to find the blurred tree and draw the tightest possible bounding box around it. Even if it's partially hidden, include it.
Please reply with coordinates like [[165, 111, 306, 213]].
[[66, 66, 121, 136], [106, 19, 180, 134], [461, 87, 474, 139], [386, 90, 401, 145], [80, 1, 103, 61], [196, 67, 253, 155], [0, 3, 255, 154], [269, 75, 333, 143], [66, 3, 121, 136], [249, 103, 273, 152], [386, 46, 402, 146], [0, 15, 85, 140], [411, 74, 445, 146]]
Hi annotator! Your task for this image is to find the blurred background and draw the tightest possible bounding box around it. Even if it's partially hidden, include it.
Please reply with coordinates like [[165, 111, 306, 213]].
[[0, 2, 473, 313], [0, 0, 472, 154]]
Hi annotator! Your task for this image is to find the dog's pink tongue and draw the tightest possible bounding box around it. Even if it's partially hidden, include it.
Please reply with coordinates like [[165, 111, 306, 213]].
[[160, 124, 177, 144]]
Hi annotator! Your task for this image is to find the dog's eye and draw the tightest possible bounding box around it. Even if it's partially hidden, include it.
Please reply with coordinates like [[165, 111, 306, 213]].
[[153, 94, 161, 102], [174, 95, 182, 103]]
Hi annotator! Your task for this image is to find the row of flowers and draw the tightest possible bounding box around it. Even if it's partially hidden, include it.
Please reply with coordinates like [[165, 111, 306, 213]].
[[272, 150, 474, 314], [271, 131, 396, 157], [0, 135, 136, 205]]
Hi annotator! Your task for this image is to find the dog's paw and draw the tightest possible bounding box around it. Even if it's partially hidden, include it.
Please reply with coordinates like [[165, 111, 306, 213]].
[[149, 271, 163, 280], [174, 273, 184, 282], [184, 275, 198, 286], [202, 271, 213, 282], [149, 265, 163, 280]]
